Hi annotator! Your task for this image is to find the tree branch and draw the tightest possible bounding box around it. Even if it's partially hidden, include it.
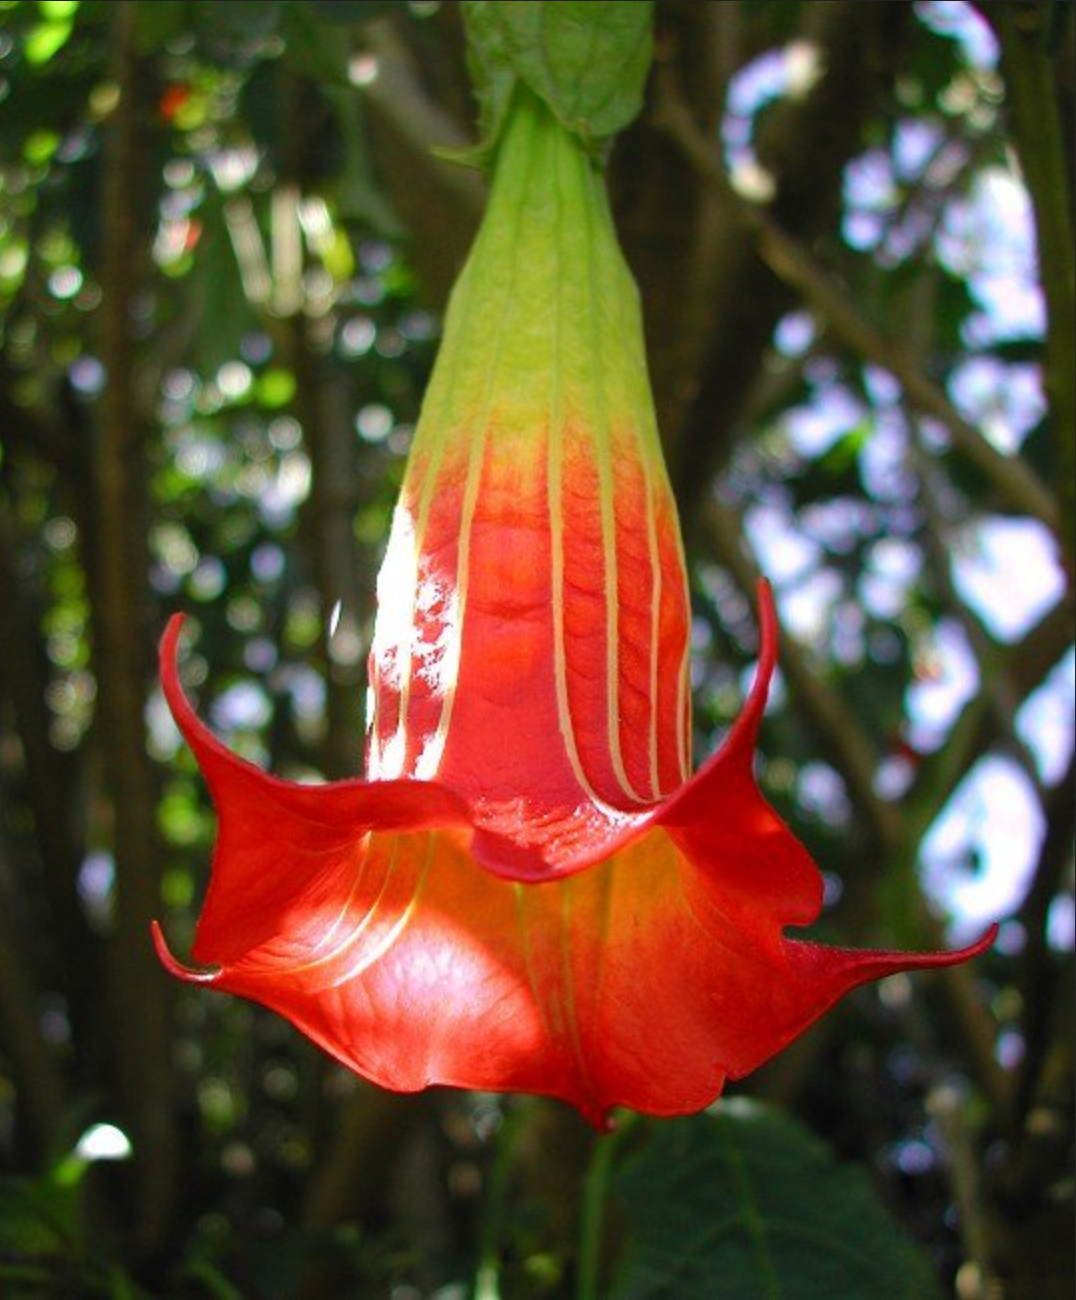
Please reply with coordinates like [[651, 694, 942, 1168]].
[[359, 13, 484, 309], [703, 499, 901, 854], [657, 82, 1060, 535], [1012, 750, 1076, 1123], [989, 1, 1076, 569], [903, 597, 1073, 849], [654, 2, 917, 533]]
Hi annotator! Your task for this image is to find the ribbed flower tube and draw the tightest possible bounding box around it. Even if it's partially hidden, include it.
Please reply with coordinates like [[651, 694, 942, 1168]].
[[155, 90, 994, 1126], [366, 89, 691, 875]]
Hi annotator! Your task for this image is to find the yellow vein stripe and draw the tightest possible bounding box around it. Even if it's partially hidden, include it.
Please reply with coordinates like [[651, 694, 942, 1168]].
[[417, 115, 540, 774], [425, 415, 485, 773], [581, 161, 646, 807], [289, 833, 371, 961], [548, 123, 619, 813], [645, 474, 663, 799], [591, 184, 662, 803], [598, 187, 684, 799], [677, 630, 691, 781], [265, 833, 402, 978], [673, 523, 692, 782], [389, 290, 472, 776], [382, 434, 445, 775], [383, 132, 510, 776], [329, 833, 435, 989]]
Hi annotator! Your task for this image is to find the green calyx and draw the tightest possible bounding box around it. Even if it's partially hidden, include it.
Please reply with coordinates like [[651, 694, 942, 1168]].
[[414, 86, 663, 470], [461, 0, 654, 164]]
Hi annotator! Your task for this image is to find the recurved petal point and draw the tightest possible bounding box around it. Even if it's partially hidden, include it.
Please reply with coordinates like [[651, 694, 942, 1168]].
[[151, 919, 222, 984]]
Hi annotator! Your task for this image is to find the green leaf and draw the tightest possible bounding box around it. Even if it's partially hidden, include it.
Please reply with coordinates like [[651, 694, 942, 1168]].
[[256, 368, 298, 409], [0, 1174, 82, 1255], [606, 1101, 945, 1300], [38, 0, 79, 18], [24, 17, 73, 64], [133, 1, 190, 51], [462, 0, 653, 159], [300, 0, 400, 24]]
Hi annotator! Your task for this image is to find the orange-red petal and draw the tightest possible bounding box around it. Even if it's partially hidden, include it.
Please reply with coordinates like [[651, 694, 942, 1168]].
[[157, 613, 995, 1124]]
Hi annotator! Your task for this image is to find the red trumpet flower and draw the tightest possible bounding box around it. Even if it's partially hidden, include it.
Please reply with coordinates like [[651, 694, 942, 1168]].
[[155, 91, 992, 1127]]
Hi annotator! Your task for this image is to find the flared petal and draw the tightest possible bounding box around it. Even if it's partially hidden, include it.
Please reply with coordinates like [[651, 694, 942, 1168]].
[[156, 619, 995, 1125], [159, 615, 472, 964]]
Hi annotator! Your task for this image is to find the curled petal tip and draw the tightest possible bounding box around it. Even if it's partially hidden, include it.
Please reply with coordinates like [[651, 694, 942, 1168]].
[[718, 577, 778, 760], [159, 614, 195, 735], [959, 921, 1000, 961], [160, 612, 187, 662], [151, 920, 221, 984], [903, 921, 999, 968]]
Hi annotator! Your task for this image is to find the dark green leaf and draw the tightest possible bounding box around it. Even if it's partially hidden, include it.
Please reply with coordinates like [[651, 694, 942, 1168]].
[[299, 0, 400, 24], [606, 1101, 945, 1300], [0, 1175, 82, 1255]]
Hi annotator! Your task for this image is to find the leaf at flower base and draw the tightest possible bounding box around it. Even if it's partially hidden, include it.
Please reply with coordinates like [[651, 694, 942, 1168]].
[[463, 0, 654, 157], [606, 1101, 945, 1300]]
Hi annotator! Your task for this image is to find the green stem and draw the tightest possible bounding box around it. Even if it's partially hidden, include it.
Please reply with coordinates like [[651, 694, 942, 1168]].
[[576, 1110, 640, 1300], [472, 1100, 533, 1300]]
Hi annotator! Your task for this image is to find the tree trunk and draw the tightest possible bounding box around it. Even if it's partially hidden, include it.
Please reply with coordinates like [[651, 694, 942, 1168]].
[[91, 1, 176, 1257]]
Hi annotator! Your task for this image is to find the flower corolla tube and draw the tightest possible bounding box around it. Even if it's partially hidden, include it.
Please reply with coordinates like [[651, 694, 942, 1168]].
[[155, 91, 993, 1127]]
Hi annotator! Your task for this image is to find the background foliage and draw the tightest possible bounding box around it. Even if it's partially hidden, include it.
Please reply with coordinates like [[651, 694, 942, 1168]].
[[0, 2, 1072, 1297]]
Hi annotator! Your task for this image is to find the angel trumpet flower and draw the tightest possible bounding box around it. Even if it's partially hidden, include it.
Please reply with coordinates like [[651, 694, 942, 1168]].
[[155, 91, 993, 1126]]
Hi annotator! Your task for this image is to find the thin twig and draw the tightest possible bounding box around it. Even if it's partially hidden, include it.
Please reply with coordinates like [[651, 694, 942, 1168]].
[[928, 1082, 1005, 1298]]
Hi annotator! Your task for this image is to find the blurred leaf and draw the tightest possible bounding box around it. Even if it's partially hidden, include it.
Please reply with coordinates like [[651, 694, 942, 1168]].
[[22, 129, 61, 164], [180, 1257, 247, 1300], [280, 2, 355, 84], [606, 1101, 945, 1300], [188, 212, 259, 374], [299, 0, 399, 24], [256, 368, 297, 408], [788, 425, 873, 508], [23, 18, 73, 65], [324, 86, 406, 235], [196, 0, 285, 44], [133, 0, 189, 51], [462, 0, 654, 157], [0, 1173, 81, 1256]]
